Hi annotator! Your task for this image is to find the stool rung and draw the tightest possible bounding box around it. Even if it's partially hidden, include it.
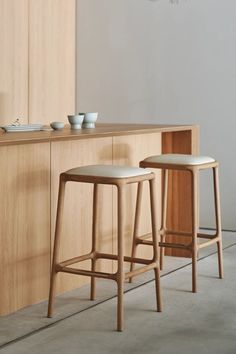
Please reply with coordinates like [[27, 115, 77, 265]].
[[58, 266, 116, 280], [198, 237, 220, 249], [96, 252, 152, 265], [132, 232, 153, 245], [125, 263, 157, 279], [136, 239, 153, 246], [159, 242, 191, 250], [162, 231, 218, 239], [164, 230, 193, 237], [58, 252, 94, 267], [137, 232, 152, 240], [197, 233, 218, 239], [162, 231, 219, 239]]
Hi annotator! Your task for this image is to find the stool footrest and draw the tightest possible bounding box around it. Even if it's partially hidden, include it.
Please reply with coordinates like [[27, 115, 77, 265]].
[[58, 252, 94, 267], [197, 233, 218, 239], [159, 242, 192, 250], [125, 263, 157, 279], [96, 252, 153, 265], [198, 237, 220, 249], [57, 266, 116, 280], [161, 231, 219, 239], [163, 230, 193, 237], [136, 239, 153, 246], [56, 260, 157, 281]]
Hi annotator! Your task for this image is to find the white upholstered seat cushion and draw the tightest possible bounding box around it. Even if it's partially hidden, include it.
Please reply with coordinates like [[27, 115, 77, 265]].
[[65, 165, 151, 178], [142, 154, 215, 166]]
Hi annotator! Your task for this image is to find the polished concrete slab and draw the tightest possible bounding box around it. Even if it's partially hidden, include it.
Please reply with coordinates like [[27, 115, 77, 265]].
[[0, 231, 235, 353]]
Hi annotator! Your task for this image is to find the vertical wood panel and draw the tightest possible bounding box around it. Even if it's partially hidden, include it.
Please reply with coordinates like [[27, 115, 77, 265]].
[[162, 128, 199, 257], [29, 0, 76, 124], [0, 143, 50, 315], [51, 137, 113, 294], [0, 0, 28, 125]]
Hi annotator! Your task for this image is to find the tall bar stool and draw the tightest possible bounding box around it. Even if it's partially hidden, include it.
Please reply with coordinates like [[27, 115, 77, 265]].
[[130, 154, 223, 293], [47, 165, 162, 331]]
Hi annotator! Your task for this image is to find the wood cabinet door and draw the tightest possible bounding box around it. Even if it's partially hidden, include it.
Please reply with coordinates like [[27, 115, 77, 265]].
[[51, 137, 113, 294], [29, 0, 76, 124], [0, 0, 28, 125], [0, 143, 50, 315]]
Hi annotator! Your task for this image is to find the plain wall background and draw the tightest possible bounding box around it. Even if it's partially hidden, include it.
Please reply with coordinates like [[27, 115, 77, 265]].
[[77, 0, 236, 230]]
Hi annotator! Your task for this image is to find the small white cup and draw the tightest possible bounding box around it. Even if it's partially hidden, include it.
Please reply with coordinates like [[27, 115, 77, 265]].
[[82, 112, 98, 129], [50, 121, 64, 130], [68, 114, 84, 130]]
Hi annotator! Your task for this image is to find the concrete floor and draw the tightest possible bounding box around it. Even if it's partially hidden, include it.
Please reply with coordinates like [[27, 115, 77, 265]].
[[0, 231, 235, 354]]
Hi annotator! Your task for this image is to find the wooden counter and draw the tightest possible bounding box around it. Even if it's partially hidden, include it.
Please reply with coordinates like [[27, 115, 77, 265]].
[[0, 123, 197, 145], [0, 123, 199, 315]]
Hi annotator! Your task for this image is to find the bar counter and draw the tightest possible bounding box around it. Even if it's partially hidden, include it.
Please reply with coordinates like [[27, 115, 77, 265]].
[[0, 123, 199, 315], [0, 123, 197, 145]]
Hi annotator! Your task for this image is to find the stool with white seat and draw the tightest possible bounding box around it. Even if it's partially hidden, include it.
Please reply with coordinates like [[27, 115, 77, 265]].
[[47, 164, 162, 331], [131, 154, 223, 293]]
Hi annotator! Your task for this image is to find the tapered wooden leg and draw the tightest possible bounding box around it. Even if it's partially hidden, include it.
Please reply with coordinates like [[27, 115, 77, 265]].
[[129, 181, 143, 283], [91, 184, 99, 300], [192, 170, 198, 293], [217, 241, 224, 279], [154, 267, 162, 312], [213, 166, 224, 279], [47, 177, 66, 317], [149, 178, 162, 312], [117, 184, 125, 331], [160, 169, 168, 270]]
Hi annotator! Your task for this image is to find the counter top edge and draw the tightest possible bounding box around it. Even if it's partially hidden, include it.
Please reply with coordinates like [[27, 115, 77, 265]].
[[0, 123, 198, 146]]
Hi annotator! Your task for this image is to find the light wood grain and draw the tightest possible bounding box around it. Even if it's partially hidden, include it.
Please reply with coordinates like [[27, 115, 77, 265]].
[[0, 0, 28, 125], [0, 124, 197, 147], [113, 133, 162, 269], [50, 137, 113, 294], [29, 0, 76, 124], [162, 129, 199, 257], [0, 143, 50, 315]]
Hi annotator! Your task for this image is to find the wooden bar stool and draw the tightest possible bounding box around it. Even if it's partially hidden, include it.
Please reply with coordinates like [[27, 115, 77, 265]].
[[130, 154, 223, 293], [47, 165, 162, 331]]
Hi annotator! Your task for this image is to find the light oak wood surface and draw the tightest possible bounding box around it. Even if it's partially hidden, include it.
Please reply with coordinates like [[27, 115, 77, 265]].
[[29, 0, 76, 124], [0, 0, 28, 125], [113, 133, 162, 268], [0, 143, 50, 315], [0, 0, 75, 127], [0, 123, 196, 146]]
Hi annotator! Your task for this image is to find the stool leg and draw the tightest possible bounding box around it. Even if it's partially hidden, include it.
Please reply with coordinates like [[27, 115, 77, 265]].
[[117, 184, 125, 331], [213, 166, 224, 279], [129, 181, 143, 283], [47, 177, 66, 317], [192, 170, 198, 293], [149, 178, 162, 312], [160, 169, 168, 270], [90, 183, 99, 300]]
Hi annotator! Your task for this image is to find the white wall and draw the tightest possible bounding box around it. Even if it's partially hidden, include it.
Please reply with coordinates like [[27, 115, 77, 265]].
[[77, 0, 236, 230]]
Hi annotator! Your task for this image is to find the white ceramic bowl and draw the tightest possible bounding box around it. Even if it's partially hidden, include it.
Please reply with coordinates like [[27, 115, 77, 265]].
[[68, 114, 84, 129], [82, 112, 98, 128], [50, 121, 65, 130]]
